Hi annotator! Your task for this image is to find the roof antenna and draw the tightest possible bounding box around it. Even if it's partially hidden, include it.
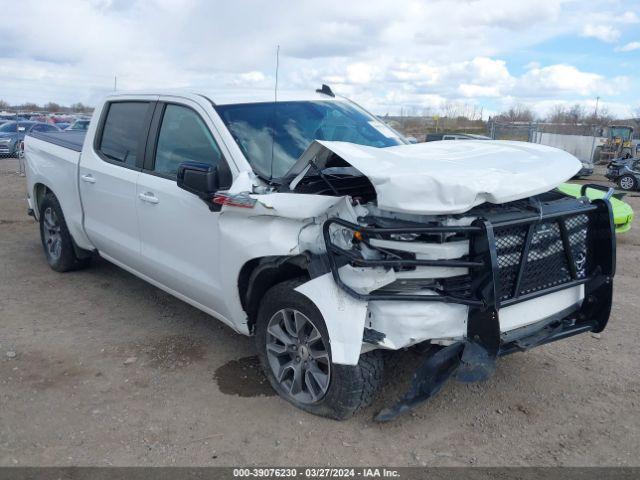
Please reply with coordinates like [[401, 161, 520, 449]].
[[316, 84, 335, 97], [274, 45, 280, 102], [269, 45, 280, 180]]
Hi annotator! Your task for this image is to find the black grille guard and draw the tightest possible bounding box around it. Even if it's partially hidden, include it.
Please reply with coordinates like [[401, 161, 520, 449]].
[[323, 198, 616, 421]]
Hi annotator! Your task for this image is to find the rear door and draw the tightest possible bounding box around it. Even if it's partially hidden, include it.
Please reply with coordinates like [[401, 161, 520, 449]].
[[79, 99, 156, 270], [135, 98, 234, 317]]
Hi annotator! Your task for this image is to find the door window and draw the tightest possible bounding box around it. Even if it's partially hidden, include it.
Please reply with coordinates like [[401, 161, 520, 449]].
[[154, 104, 223, 179], [99, 102, 150, 168]]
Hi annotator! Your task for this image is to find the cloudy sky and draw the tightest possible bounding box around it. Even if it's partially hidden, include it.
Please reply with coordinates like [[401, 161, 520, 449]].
[[1, 0, 639, 118]]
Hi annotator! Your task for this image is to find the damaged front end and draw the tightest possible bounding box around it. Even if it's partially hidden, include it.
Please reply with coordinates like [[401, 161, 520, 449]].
[[321, 191, 616, 421]]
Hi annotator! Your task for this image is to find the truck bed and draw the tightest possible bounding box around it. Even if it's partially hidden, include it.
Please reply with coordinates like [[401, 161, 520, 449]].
[[24, 131, 88, 251], [27, 130, 86, 152]]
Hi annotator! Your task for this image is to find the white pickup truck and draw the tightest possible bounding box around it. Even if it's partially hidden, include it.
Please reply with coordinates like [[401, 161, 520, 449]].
[[24, 87, 616, 421]]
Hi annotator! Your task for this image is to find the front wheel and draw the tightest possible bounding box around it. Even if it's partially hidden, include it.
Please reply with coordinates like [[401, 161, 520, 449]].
[[255, 279, 383, 420], [618, 174, 637, 191]]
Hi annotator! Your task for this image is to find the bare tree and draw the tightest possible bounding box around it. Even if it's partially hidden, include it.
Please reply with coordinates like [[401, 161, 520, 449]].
[[0, 99, 9, 110], [495, 104, 534, 122], [584, 106, 612, 127], [45, 102, 62, 113], [70, 102, 92, 113], [19, 102, 40, 112], [567, 104, 585, 124]]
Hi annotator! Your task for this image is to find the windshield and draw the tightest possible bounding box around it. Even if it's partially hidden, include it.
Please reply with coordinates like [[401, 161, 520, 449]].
[[69, 120, 89, 130], [0, 122, 17, 133], [215, 100, 405, 179], [610, 127, 632, 140]]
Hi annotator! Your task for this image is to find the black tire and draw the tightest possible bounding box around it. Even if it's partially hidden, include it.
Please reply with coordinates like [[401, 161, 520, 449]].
[[39, 192, 92, 272], [255, 279, 383, 420], [618, 174, 637, 191]]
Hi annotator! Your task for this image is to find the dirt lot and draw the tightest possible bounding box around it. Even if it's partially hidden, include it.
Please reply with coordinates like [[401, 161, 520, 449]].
[[1, 157, 639, 467]]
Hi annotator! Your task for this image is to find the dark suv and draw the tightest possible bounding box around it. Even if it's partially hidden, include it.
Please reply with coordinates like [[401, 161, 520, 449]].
[[0, 121, 61, 157]]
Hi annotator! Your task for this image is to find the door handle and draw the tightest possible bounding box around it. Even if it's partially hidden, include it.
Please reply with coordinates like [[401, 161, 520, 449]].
[[138, 192, 159, 204], [81, 174, 96, 184]]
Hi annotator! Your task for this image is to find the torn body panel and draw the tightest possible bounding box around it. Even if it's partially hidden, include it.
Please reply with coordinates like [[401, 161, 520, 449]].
[[217, 193, 361, 338], [287, 140, 583, 214], [217, 145, 614, 414], [295, 273, 368, 365]]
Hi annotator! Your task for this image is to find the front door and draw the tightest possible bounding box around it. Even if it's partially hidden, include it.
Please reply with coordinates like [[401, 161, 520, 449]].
[[135, 100, 233, 318]]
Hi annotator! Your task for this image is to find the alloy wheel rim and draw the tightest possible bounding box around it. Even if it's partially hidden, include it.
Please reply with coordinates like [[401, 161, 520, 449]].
[[620, 177, 634, 189], [265, 308, 331, 404], [42, 207, 62, 261]]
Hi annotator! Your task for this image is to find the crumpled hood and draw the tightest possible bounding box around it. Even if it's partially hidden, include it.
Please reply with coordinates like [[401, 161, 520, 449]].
[[289, 140, 582, 214]]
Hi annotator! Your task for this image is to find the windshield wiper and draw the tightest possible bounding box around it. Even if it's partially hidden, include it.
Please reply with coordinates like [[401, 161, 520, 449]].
[[309, 160, 339, 196]]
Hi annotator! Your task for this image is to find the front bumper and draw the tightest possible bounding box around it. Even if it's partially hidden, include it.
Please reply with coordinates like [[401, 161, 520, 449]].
[[0, 142, 14, 155], [323, 196, 616, 420]]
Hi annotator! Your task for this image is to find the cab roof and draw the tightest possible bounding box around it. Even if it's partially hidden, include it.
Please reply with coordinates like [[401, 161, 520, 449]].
[[106, 88, 345, 106]]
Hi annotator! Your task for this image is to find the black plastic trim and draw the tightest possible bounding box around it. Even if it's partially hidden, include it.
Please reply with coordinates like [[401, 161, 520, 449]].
[[322, 198, 613, 311]]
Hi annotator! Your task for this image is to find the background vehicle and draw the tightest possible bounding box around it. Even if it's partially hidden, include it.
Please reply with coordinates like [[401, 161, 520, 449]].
[[66, 119, 91, 131], [0, 121, 60, 157], [606, 157, 640, 191], [558, 183, 634, 233], [593, 125, 635, 164], [425, 132, 492, 142], [24, 89, 616, 421]]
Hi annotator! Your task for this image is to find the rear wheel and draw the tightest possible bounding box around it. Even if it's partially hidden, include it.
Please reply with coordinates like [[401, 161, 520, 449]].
[[255, 279, 383, 420], [39, 193, 92, 272], [618, 174, 637, 191]]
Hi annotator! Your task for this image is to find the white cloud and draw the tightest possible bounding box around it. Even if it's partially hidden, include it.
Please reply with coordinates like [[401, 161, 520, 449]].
[[346, 63, 375, 84], [458, 84, 502, 98], [581, 24, 620, 43], [239, 71, 267, 83], [616, 41, 640, 52], [620, 11, 640, 23], [518, 64, 628, 97], [0, 0, 636, 117]]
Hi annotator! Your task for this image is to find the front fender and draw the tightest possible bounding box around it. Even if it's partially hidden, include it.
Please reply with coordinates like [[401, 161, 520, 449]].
[[295, 273, 367, 365]]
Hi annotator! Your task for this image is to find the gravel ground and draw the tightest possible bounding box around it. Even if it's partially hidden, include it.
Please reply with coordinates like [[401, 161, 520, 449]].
[[1, 157, 639, 466]]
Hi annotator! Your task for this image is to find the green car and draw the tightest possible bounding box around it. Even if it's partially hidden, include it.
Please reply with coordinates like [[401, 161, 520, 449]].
[[558, 183, 634, 233]]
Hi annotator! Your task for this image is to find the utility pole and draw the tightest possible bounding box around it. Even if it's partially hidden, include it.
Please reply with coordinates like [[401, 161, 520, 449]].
[[589, 96, 600, 165], [114, 76, 117, 92]]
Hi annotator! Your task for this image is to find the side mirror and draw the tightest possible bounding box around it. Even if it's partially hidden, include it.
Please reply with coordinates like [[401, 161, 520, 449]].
[[177, 161, 219, 200]]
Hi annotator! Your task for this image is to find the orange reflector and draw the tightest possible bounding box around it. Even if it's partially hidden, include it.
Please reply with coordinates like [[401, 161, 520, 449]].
[[353, 231, 364, 241]]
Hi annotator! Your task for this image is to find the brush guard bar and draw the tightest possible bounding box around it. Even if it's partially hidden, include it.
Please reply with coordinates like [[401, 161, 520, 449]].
[[323, 198, 616, 421]]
